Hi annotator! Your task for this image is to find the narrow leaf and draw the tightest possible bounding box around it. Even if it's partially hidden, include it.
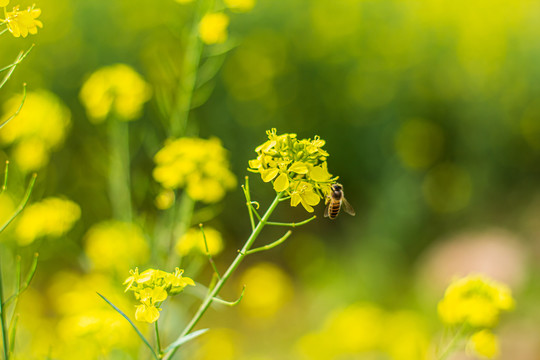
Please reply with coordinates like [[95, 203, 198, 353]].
[[97, 293, 159, 360], [163, 328, 209, 353]]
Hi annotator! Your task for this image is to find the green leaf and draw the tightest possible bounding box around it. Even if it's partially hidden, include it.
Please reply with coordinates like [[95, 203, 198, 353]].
[[97, 293, 159, 360], [163, 328, 209, 353]]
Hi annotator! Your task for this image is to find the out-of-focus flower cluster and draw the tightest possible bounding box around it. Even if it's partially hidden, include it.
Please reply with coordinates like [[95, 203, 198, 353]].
[[124, 267, 195, 323], [176, 226, 224, 256], [249, 128, 337, 212], [15, 196, 80, 245], [438, 274, 515, 359], [1, 1, 43, 38], [79, 64, 151, 123], [153, 137, 236, 204], [84, 221, 149, 274], [296, 303, 429, 360], [0, 90, 71, 172]]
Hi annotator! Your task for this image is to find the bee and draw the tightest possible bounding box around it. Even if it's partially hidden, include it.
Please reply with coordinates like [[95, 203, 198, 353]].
[[324, 183, 356, 219]]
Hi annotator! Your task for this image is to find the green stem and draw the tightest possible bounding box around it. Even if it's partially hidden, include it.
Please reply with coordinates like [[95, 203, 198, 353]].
[[108, 118, 132, 222], [166, 192, 195, 268], [246, 230, 292, 255], [155, 321, 161, 356], [0, 257, 10, 360], [161, 192, 284, 360], [437, 324, 467, 360], [169, 0, 210, 137]]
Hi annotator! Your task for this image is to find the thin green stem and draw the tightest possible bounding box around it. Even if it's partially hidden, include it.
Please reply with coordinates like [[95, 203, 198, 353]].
[[246, 230, 292, 255], [212, 285, 245, 306], [242, 176, 255, 231], [199, 224, 221, 280], [0, 83, 27, 131], [1, 161, 8, 194], [437, 324, 468, 360], [166, 192, 194, 268], [108, 118, 132, 222], [0, 257, 10, 360], [162, 192, 284, 360], [0, 45, 34, 90], [266, 215, 317, 227], [155, 321, 161, 356], [0, 173, 36, 234]]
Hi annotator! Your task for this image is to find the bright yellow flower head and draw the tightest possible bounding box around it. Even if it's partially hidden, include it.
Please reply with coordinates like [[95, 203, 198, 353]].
[[438, 274, 515, 328], [15, 197, 81, 245], [176, 226, 224, 256], [249, 129, 337, 212], [4, 4, 43, 38], [84, 221, 149, 274], [124, 267, 195, 323], [199, 13, 229, 45], [79, 64, 151, 123], [0, 0, 9, 7], [467, 330, 500, 359], [224, 0, 256, 12], [0, 90, 71, 172], [153, 137, 236, 203]]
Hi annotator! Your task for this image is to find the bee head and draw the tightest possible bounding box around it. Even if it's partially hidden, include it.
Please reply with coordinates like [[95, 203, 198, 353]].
[[331, 183, 342, 192]]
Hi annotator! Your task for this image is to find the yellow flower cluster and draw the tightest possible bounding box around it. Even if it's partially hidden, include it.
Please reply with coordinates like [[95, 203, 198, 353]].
[[84, 221, 149, 274], [176, 226, 224, 256], [153, 137, 237, 204], [438, 274, 514, 328], [124, 268, 195, 323], [1, 1, 43, 38], [249, 128, 337, 212], [0, 90, 71, 172], [79, 64, 151, 123], [15, 197, 81, 245]]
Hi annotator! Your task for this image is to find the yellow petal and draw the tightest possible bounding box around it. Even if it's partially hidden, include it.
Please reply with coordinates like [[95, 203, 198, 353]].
[[302, 191, 320, 206], [289, 162, 309, 174], [309, 165, 331, 182], [261, 168, 279, 182], [273, 172, 289, 192]]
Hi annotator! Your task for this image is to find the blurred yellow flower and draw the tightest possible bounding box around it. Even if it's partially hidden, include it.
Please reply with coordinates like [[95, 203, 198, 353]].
[[16, 197, 81, 245], [176, 226, 224, 256], [438, 274, 515, 328], [0, 0, 9, 7], [79, 64, 151, 123], [153, 137, 236, 203], [193, 328, 240, 360], [0, 193, 15, 226], [174, 0, 193, 3], [84, 221, 149, 274], [0, 90, 71, 172], [199, 13, 229, 45], [467, 330, 500, 359], [224, 0, 256, 12], [4, 5, 43, 38], [155, 188, 175, 209], [238, 262, 293, 318], [124, 267, 195, 323]]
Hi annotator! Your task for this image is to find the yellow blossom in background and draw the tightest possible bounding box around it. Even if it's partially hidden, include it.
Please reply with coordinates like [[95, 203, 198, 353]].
[[0, 90, 71, 172], [467, 330, 500, 359], [0, 193, 15, 226], [192, 328, 240, 360], [124, 267, 195, 323], [199, 13, 229, 45], [249, 129, 337, 212], [15, 197, 81, 245], [174, 0, 193, 3], [153, 137, 236, 203], [155, 188, 175, 210], [79, 64, 151, 123], [0, 1, 9, 7], [84, 221, 149, 274], [4, 4, 43, 38], [224, 0, 256, 12], [438, 274, 515, 328], [238, 262, 293, 319], [176, 226, 224, 256]]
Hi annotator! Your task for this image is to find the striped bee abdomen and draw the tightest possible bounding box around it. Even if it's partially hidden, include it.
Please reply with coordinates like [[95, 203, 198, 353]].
[[328, 201, 341, 219]]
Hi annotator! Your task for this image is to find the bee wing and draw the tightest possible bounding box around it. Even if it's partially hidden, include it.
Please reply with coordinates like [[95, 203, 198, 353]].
[[324, 202, 331, 217], [341, 197, 356, 216]]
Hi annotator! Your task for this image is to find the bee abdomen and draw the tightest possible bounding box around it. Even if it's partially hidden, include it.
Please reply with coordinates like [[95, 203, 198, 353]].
[[329, 202, 341, 219]]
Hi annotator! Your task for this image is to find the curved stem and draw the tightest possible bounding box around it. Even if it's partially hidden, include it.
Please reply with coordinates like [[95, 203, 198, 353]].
[[162, 192, 283, 360]]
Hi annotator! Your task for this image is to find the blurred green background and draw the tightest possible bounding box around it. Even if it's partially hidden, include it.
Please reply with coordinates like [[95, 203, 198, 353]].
[[1, 0, 540, 359]]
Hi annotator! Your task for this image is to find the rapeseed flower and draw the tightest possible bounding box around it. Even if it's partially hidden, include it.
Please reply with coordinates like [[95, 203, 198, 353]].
[[176, 226, 224, 256], [2, 4, 43, 38], [79, 64, 151, 123], [438, 274, 514, 328], [124, 267, 195, 323], [249, 129, 337, 212], [15, 197, 81, 245], [84, 221, 149, 274], [467, 329, 500, 359], [153, 137, 236, 203], [0, 90, 71, 172], [199, 13, 229, 44]]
